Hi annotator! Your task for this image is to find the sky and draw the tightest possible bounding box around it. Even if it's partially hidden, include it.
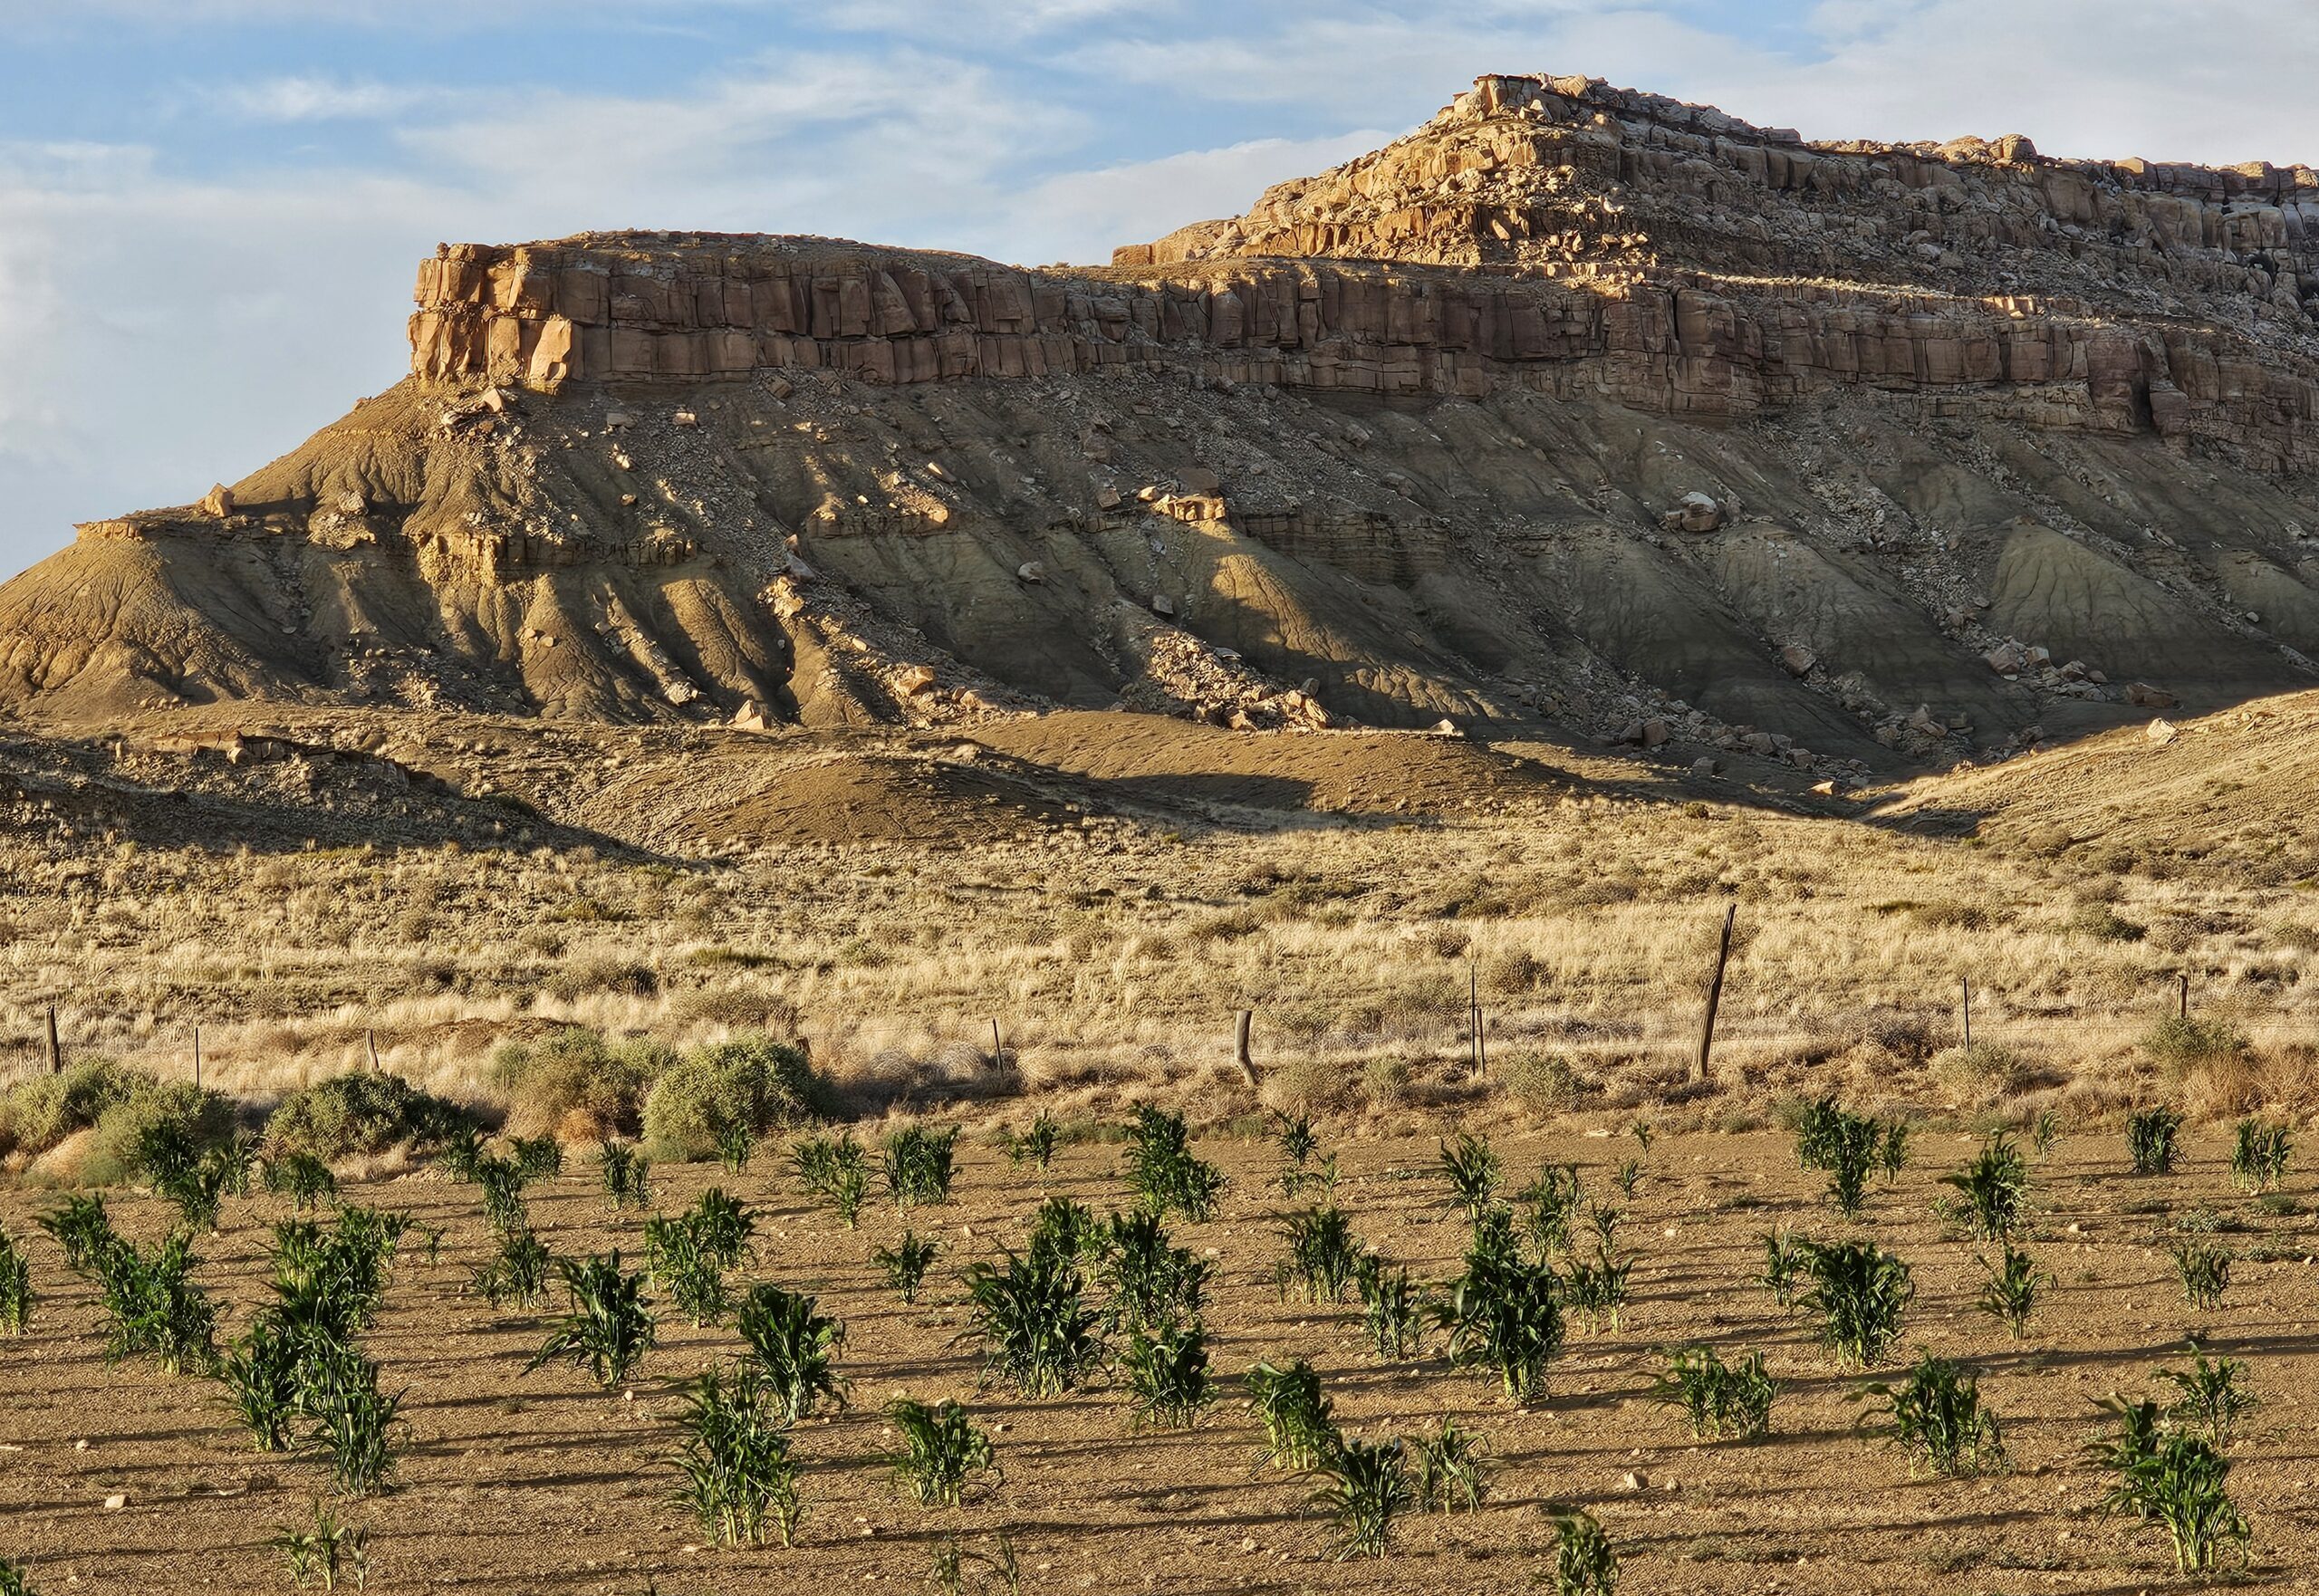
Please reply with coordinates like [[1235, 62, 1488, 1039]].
[[5, 0, 2319, 573]]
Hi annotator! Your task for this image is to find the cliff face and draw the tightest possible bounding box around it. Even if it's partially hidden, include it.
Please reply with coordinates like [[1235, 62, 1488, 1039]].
[[5, 73, 2319, 775]]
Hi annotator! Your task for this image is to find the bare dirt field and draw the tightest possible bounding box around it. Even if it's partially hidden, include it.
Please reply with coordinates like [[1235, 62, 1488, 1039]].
[[4, 1120, 2313, 1595]]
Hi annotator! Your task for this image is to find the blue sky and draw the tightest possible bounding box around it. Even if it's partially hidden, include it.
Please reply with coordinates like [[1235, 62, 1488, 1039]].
[[2, 0, 2314, 572]]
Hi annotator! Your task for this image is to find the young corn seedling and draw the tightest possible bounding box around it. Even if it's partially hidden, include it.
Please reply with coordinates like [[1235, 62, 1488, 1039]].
[[2158, 1351, 2257, 1447], [2230, 1120, 2291, 1193], [644, 1214, 728, 1327], [1939, 1132, 2031, 1240], [2094, 1412, 2249, 1573], [1310, 1433, 1410, 1561], [1438, 1132, 1503, 1225], [1244, 1358, 1336, 1470], [1547, 1508, 1618, 1596], [714, 1120, 755, 1176], [1756, 1229, 1808, 1310], [96, 1230, 218, 1375], [1976, 1242, 2053, 1339], [1795, 1101, 1887, 1218], [1612, 1159, 1643, 1200], [529, 1252, 656, 1388], [791, 1133, 868, 1226], [887, 1398, 998, 1506], [266, 1153, 339, 1212], [1273, 1109, 1321, 1169], [963, 1246, 1105, 1397], [1652, 1344, 1775, 1440], [1353, 1255, 1425, 1359], [1800, 1238, 1913, 1366], [1100, 1209, 1208, 1332], [1001, 1110, 1059, 1171], [1880, 1120, 1911, 1181], [1584, 1201, 1621, 1255], [0, 1560, 34, 1596], [1435, 1209, 1564, 1401], [669, 1361, 804, 1549], [1275, 1205, 1362, 1303], [1121, 1319, 1212, 1429], [1862, 1351, 2006, 1476], [685, 1188, 755, 1270], [1563, 1246, 1632, 1333], [509, 1135, 563, 1181], [438, 1125, 486, 1182], [1121, 1105, 1227, 1222], [735, 1283, 849, 1422], [473, 1230, 555, 1310], [0, 1231, 31, 1334], [39, 1194, 119, 1278], [881, 1124, 959, 1209], [2128, 1107, 2183, 1176], [872, 1231, 941, 1304], [1516, 1166, 1585, 1258], [1280, 1151, 1342, 1201], [273, 1502, 358, 1591], [598, 1140, 652, 1212], [928, 1534, 1020, 1596], [2170, 1239, 2232, 1310], [218, 1317, 304, 1451], [471, 1154, 535, 1239], [1410, 1416, 1487, 1512], [2031, 1109, 2064, 1158]]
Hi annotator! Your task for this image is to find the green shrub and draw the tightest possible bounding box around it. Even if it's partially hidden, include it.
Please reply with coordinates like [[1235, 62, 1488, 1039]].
[[529, 1253, 657, 1388], [1101, 1210, 1208, 1333], [1977, 1242, 2052, 1339], [2170, 1240, 2232, 1310], [490, 1027, 671, 1139], [1354, 1255, 1424, 1359], [641, 1034, 831, 1163], [1503, 1051, 1581, 1114], [1547, 1508, 1617, 1595], [1275, 1206, 1362, 1303], [266, 1072, 465, 1161], [2142, 1015, 2247, 1075], [1438, 1132, 1502, 1224], [1121, 1106, 1226, 1221], [0, 1057, 149, 1159]]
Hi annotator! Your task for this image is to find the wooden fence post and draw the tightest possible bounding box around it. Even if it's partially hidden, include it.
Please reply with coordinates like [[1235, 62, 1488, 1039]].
[[989, 1018, 1005, 1072], [365, 1028, 380, 1072], [1692, 904, 1737, 1083], [44, 1005, 60, 1075], [1233, 1009, 1257, 1088], [1961, 976, 1972, 1051], [193, 1025, 203, 1091], [2179, 973, 2189, 1021], [1469, 963, 1484, 1080]]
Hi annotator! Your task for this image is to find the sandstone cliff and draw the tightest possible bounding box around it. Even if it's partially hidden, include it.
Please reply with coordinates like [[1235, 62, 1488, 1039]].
[[5, 72, 2318, 775]]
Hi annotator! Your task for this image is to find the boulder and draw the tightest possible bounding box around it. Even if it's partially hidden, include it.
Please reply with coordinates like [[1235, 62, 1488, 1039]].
[[1778, 644, 1817, 678], [1015, 561, 1045, 583], [2126, 681, 2179, 709], [199, 484, 235, 519], [2146, 717, 2178, 745]]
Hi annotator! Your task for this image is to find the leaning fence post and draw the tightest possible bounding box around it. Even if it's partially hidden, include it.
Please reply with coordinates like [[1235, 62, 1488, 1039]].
[[1233, 1008, 1257, 1088], [366, 1028, 381, 1072], [1692, 903, 1737, 1083], [989, 1018, 1005, 1072]]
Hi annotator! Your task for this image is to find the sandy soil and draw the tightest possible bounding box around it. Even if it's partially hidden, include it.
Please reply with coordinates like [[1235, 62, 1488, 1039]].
[[2, 1123, 2313, 1595]]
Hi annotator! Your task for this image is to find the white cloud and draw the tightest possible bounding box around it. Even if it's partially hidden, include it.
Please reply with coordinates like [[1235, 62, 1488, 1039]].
[[212, 76, 440, 123]]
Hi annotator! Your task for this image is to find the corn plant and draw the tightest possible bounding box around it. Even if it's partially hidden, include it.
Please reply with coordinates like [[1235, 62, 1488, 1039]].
[[1275, 1206, 1362, 1303], [598, 1139, 651, 1211], [271, 1207, 404, 1336], [218, 1317, 304, 1450], [2093, 1403, 2249, 1573], [2128, 1107, 2183, 1176], [963, 1247, 1104, 1397], [1438, 1132, 1502, 1224], [1800, 1238, 1912, 1366], [872, 1231, 941, 1303], [685, 1187, 755, 1269], [95, 1229, 218, 1374], [39, 1194, 119, 1277], [881, 1124, 958, 1209], [1862, 1351, 2005, 1476], [438, 1124, 486, 1181], [1435, 1209, 1563, 1401], [714, 1119, 755, 1175], [1280, 1150, 1341, 1201], [1976, 1242, 2052, 1339], [1584, 1201, 1621, 1255], [273, 1502, 363, 1591], [1880, 1120, 1911, 1181], [1756, 1229, 1807, 1310], [2158, 1351, 2256, 1447], [1121, 1105, 1227, 1221], [2230, 1120, 2291, 1193], [1652, 1344, 1775, 1440], [1121, 1319, 1212, 1429], [1310, 1433, 1409, 1560], [154, 1150, 233, 1234], [791, 1132, 868, 1226], [1100, 1209, 1208, 1332], [735, 1283, 849, 1422], [887, 1398, 998, 1506], [1795, 1099, 1890, 1217], [266, 1153, 339, 1212], [669, 1361, 804, 1548], [1001, 1110, 1058, 1171], [1514, 1167, 1583, 1257], [301, 1341, 405, 1495], [1410, 1416, 1487, 1513], [1353, 1255, 1425, 1359], [1273, 1108, 1321, 1168], [1564, 1246, 1632, 1332], [529, 1253, 656, 1388], [0, 1560, 34, 1596], [1547, 1508, 1618, 1596], [1939, 1132, 2030, 1240], [644, 1213, 729, 1327], [1612, 1159, 1643, 1200], [2031, 1109, 2064, 1157], [929, 1533, 1020, 1596], [509, 1135, 563, 1180], [1244, 1358, 1335, 1470], [2170, 1239, 2232, 1310], [473, 1229, 553, 1310], [0, 1231, 31, 1334], [1026, 1195, 1103, 1273]]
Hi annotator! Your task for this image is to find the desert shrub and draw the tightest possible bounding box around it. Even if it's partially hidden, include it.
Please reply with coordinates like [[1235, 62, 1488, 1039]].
[[542, 956, 659, 1004], [491, 1027, 671, 1139], [1482, 948, 1544, 996], [1311, 1433, 1410, 1560], [887, 1398, 998, 1506], [1863, 1352, 2005, 1476], [1930, 1043, 2028, 1100], [0, 1056, 149, 1159], [1652, 1343, 1775, 1440], [2069, 902, 2145, 942], [2128, 1106, 2183, 1175], [1361, 1055, 1411, 1109], [1503, 1050, 1581, 1115], [640, 1034, 831, 1163], [266, 1072, 466, 1161], [2143, 1016, 2247, 1077]]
